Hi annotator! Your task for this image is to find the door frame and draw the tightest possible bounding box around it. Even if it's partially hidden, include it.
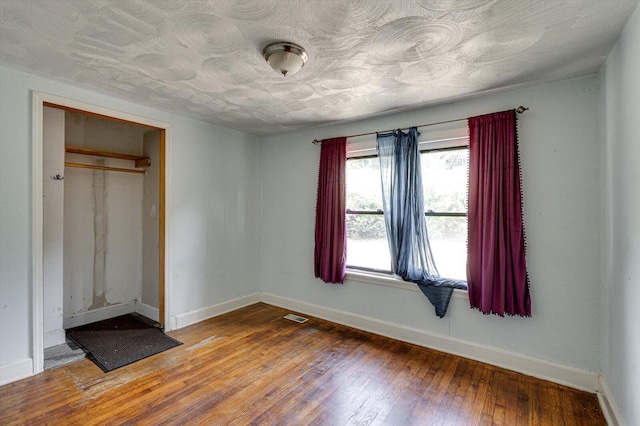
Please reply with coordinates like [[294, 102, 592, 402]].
[[31, 91, 172, 374]]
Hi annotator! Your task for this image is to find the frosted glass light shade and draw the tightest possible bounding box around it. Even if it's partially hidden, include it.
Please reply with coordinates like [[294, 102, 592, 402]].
[[263, 42, 308, 77]]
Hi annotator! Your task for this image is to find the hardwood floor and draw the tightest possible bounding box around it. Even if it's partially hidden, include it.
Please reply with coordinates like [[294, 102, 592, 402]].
[[0, 303, 605, 425]]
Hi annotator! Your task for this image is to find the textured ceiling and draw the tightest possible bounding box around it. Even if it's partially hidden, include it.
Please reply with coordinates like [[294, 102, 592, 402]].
[[1, 0, 638, 136]]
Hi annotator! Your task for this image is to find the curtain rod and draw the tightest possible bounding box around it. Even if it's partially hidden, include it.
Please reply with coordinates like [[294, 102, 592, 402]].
[[312, 106, 529, 144]]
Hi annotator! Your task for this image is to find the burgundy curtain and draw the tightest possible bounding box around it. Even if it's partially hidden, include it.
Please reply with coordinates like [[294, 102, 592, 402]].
[[467, 110, 531, 316], [314, 137, 347, 283]]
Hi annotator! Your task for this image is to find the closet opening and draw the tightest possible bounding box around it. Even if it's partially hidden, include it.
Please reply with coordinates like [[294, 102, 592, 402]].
[[33, 93, 170, 373]]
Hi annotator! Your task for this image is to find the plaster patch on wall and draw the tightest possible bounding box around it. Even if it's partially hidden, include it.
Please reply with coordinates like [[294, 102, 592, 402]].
[[89, 160, 111, 311]]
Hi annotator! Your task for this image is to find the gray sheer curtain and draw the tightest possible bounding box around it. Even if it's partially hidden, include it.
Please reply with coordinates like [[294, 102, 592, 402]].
[[377, 128, 466, 318]]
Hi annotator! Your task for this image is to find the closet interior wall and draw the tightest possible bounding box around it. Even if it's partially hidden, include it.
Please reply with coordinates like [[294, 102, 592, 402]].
[[42, 108, 160, 348]]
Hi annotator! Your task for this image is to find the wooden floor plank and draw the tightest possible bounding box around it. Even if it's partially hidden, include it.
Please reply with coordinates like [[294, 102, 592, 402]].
[[0, 303, 606, 425]]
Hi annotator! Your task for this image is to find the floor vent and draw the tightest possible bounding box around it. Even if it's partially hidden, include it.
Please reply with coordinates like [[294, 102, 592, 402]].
[[284, 313, 308, 323]]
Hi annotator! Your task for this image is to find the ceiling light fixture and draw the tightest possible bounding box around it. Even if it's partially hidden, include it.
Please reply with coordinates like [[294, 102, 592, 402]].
[[263, 41, 308, 77]]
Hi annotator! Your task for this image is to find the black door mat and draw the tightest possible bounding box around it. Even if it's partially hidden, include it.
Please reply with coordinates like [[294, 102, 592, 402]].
[[67, 314, 182, 373]]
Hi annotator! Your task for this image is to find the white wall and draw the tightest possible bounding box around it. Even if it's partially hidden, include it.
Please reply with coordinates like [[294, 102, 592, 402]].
[[42, 107, 65, 348], [0, 65, 262, 377], [601, 4, 640, 425], [63, 112, 145, 318], [169, 117, 262, 315], [260, 74, 603, 372]]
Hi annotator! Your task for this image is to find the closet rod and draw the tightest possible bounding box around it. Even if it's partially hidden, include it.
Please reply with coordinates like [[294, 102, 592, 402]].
[[65, 162, 145, 174], [312, 106, 529, 144]]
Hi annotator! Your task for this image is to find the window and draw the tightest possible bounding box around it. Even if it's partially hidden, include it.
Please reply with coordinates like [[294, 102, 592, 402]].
[[420, 147, 468, 280], [346, 138, 469, 281], [345, 156, 390, 272]]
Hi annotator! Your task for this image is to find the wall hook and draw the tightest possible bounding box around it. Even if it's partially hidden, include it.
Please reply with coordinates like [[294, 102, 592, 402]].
[[51, 174, 64, 180]]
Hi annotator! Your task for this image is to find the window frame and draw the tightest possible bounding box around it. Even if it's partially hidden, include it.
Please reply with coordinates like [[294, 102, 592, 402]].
[[345, 131, 469, 278]]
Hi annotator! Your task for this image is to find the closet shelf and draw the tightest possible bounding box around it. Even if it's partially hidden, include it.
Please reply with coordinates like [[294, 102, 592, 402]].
[[65, 146, 151, 168], [65, 162, 145, 174]]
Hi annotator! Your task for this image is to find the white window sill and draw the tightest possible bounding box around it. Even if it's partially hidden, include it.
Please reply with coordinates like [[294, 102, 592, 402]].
[[345, 270, 468, 300]]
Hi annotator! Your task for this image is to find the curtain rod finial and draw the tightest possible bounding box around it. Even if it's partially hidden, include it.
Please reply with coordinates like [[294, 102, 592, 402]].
[[516, 106, 529, 114], [312, 139, 321, 145]]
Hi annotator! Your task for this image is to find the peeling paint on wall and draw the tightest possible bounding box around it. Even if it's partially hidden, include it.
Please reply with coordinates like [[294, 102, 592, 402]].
[[89, 160, 110, 310]]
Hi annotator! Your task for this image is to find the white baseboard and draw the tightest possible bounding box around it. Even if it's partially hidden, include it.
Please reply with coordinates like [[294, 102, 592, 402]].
[[63, 301, 136, 329], [0, 358, 33, 386], [172, 293, 261, 330], [135, 301, 159, 322], [43, 329, 66, 349], [598, 377, 623, 426], [260, 293, 601, 393]]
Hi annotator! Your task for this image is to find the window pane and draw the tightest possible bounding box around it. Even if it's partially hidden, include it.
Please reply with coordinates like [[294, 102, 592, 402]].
[[346, 157, 382, 211], [426, 216, 467, 280], [346, 214, 391, 272], [421, 149, 468, 213]]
